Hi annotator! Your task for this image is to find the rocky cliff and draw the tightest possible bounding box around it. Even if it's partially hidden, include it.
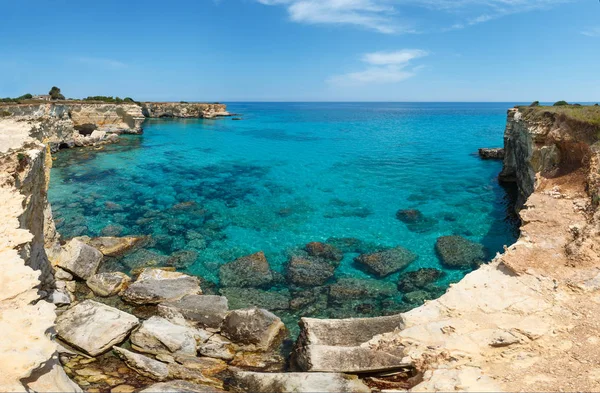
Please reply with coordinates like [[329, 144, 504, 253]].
[[141, 102, 229, 118]]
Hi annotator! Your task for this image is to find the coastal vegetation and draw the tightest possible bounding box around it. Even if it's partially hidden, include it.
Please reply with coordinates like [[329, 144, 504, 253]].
[[83, 96, 138, 104], [49, 86, 65, 100], [518, 103, 600, 127], [0, 93, 33, 103]]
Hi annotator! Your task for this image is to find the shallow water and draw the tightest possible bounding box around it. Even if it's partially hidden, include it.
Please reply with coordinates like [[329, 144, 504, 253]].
[[49, 102, 519, 332]]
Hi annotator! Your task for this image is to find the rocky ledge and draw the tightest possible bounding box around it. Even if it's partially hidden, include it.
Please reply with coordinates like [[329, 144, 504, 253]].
[[141, 102, 229, 119], [1, 104, 599, 392]]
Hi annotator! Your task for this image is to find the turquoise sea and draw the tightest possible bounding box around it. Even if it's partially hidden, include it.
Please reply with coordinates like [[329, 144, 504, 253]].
[[49, 102, 519, 331]]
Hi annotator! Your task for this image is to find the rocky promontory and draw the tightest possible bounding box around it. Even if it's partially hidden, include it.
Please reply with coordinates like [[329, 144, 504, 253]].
[[141, 102, 229, 119]]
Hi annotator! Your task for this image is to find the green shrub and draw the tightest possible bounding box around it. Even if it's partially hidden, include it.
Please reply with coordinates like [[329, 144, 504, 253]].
[[49, 86, 65, 100], [123, 97, 134, 103], [553, 100, 569, 106], [529, 101, 540, 107]]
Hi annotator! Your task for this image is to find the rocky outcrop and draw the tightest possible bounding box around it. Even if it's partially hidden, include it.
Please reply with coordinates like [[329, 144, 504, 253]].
[[121, 268, 202, 305], [478, 147, 504, 159], [141, 102, 229, 119], [229, 370, 371, 393]]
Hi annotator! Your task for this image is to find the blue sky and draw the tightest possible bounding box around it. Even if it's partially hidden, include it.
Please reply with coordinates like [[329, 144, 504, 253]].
[[1, 0, 598, 101]]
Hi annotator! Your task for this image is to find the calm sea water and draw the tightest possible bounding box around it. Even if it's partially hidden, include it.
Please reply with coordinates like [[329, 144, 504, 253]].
[[49, 102, 519, 331]]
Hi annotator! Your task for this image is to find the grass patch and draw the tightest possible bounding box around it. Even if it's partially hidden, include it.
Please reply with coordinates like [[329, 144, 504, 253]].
[[517, 104, 600, 127]]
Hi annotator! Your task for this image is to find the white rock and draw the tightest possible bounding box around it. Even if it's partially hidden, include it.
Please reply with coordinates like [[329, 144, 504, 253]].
[[131, 316, 199, 356], [121, 268, 201, 305], [56, 300, 139, 356], [113, 347, 168, 381], [230, 370, 370, 393], [55, 239, 103, 280]]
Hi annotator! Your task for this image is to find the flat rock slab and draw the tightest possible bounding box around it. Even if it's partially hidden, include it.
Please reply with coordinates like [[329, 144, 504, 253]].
[[219, 251, 273, 288], [131, 316, 200, 356], [158, 295, 228, 330], [354, 246, 417, 277], [56, 300, 139, 356], [113, 346, 168, 381], [55, 239, 103, 280], [230, 370, 371, 393], [139, 380, 225, 392], [221, 308, 286, 351], [86, 271, 131, 297], [122, 268, 201, 305], [294, 314, 408, 373], [85, 236, 147, 256]]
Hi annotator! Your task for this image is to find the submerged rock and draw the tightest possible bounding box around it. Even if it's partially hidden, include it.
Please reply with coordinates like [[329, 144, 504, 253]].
[[166, 250, 199, 269], [122, 248, 169, 270], [328, 277, 398, 301], [220, 287, 290, 311], [113, 347, 168, 381], [304, 242, 343, 262], [55, 238, 103, 280], [219, 251, 273, 288], [130, 316, 200, 356], [86, 272, 131, 297], [435, 235, 486, 268], [354, 247, 417, 277], [397, 268, 444, 292], [229, 371, 370, 393], [221, 308, 287, 351], [158, 294, 229, 330], [326, 237, 382, 254], [122, 268, 201, 305], [56, 300, 139, 356], [396, 209, 438, 233], [293, 314, 407, 373], [287, 255, 336, 287]]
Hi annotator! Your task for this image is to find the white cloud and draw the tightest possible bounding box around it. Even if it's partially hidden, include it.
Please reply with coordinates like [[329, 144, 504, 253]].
[[255, 0, 573, 33], [581, 27, 600, 37], [329, 49, 428, 85], [75, 57, 127, 69]]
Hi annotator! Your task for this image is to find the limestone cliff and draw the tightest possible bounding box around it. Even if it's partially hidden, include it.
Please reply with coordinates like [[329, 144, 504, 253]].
[[141, 102, 229, 118]]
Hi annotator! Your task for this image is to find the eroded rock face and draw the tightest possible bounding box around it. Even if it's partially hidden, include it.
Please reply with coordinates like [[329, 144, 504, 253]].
[[221, 308, 287, 351], [130, 316, 200, 356], [55, 238, 103, 280], [86, 272, 130, 297], [478, 147, 504, 159], [229, 371, 371, 393], [293, 314, 407, 373], [435, 236, 486, 268], [113, 347, 168, 381], [122, 268, 201, 305], [219, 252, 273, 288], [287, 255, 336, 287], [354, 247, 418, 277], [141, 103, 229, 119], [158, 295, 228, 330], [56, 300, 139, 356]]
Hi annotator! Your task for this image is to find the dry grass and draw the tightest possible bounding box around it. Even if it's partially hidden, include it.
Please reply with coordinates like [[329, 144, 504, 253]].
[[518, 105, 600, 127]]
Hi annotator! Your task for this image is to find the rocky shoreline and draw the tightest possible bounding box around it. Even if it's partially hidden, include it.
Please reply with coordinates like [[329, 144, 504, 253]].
[[1, 104, 599, 392]]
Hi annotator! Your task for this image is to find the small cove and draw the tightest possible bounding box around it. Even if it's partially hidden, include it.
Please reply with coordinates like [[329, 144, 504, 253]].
[[48, 102, 520, 334]]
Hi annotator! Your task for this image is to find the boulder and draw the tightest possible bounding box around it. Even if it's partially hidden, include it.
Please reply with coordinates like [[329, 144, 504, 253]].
[[219, 252, 273, 288], [397, 268, 444, 292], [478, 147, 504, 159], [158, 295, 228, 330], [121, 268, 201, 305], [113, 347, 168, 381], [55, 239, 103, 280], [139, 380, 225, 393], [304, 242, 343, 263], [221, 308, 286, 351], [354, 247, 417, 277], [229, 371, 370, 393], [130, 316, 200, 356], [198, 333, 236, 360], [56, 300, 139, 356], [220, 287, 290, 311], [86, 272, 130, 297], [435, 236, 486, 268], [84, 236, 147, 257], [293, 314, 407, 373], [287, 256, 336, 287]]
